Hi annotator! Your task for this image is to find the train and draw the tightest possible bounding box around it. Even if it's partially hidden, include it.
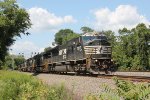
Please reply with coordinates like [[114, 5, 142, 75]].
[[18, 32, 114, 74]]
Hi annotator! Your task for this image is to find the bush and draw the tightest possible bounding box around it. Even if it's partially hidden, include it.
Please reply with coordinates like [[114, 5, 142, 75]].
[[0, 70, 72, 100]]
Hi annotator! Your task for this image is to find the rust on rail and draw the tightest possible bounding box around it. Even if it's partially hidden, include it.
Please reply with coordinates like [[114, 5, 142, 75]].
[[97, 75, 150, 83]]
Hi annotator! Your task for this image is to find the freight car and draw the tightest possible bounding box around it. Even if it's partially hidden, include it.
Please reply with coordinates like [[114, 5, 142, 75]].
[[19, 32, 113, 74]]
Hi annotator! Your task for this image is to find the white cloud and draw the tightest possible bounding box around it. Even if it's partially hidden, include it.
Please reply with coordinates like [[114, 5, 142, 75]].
[[28, 7, 76, 33], [39, 48, 45, 53], [93, 5, 150, 32], [10, 41, 44, 58]]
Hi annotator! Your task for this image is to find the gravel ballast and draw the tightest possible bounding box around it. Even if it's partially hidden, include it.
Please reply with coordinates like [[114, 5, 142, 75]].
[[23, 71, 150, 99], [33, 73, 115, 99]]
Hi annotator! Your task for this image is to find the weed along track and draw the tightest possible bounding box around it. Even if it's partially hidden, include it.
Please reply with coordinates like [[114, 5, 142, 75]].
[[0, 71, 73, 100]]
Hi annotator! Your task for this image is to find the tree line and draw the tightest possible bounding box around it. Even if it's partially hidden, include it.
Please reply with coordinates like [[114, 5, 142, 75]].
[[105, 24, 150, 71]]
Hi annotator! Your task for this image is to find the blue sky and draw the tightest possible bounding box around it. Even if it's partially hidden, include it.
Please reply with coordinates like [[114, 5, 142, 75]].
[[11, 0, 150, 58]]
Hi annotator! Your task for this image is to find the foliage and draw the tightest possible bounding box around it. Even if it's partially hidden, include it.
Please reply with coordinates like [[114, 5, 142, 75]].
[[55, 29, 80, 45], [80, 26, 94, 33], [0, 70, 72, 100], [14, 55, 25, 67], [86, 78, 150, 100], [2, 54, 13, 70], [1, 54, 25, 70], [0, 0, 31, 62], [110, 23, 150, 71]]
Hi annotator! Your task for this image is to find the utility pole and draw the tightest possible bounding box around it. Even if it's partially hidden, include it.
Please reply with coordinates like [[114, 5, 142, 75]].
[[12, 55, 14, 70], [148, 41, 150, 46], [9, 49, 14, 70]]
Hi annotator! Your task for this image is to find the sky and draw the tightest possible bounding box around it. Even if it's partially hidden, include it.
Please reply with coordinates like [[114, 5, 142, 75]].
[[10, 0, 150, 58]]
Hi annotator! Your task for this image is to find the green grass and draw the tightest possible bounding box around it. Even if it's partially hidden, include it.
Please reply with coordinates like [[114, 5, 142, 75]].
[[86, 78, 150, 100], [0, 70, 72, 100]]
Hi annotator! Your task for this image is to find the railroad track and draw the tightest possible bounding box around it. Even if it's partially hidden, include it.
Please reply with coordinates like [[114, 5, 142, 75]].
[[97, 75, 150, 83], [55, 72, 150, 83], [29, 71, 150, 83]]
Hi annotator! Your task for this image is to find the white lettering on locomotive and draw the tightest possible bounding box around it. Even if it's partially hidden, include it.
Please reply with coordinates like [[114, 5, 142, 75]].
[[77, 46, 82, 51], [84, 46, 111, 54], [59, 49, 67, 55]]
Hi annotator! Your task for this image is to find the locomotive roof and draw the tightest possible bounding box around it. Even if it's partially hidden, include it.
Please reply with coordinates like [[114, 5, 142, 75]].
[[40, 46, 59, 56], [82, 32, 106, 36], [45, 46, 59, 52]]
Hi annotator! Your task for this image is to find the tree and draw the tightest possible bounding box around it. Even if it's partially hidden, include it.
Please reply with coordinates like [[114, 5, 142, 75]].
[[115, 23, 150, 71], [132, 23, 150, 70], [1, 54, 25, 70], [0, 0, 31, 63], [103, 30, 116, 48], [14, 55, 25, 67], [80, 26, 94, 33], [55, 29, 80, 45]]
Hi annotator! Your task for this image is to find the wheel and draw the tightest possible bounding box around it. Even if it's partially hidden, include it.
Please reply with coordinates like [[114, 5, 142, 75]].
[[74, 71, 80, 76]]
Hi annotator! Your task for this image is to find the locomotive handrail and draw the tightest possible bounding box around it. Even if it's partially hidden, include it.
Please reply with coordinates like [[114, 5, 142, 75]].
[[86, 48, 95, 69]]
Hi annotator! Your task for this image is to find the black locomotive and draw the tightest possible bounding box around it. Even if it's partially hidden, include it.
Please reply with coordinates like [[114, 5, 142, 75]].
[[18, 32, 113, 74]]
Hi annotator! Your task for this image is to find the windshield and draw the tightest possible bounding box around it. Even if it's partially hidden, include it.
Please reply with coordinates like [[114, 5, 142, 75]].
[[88, 39, 110, 46], [82, 36, 109, 46]]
